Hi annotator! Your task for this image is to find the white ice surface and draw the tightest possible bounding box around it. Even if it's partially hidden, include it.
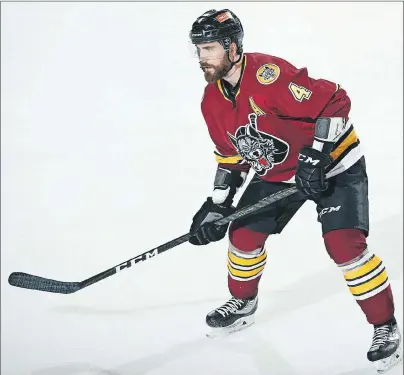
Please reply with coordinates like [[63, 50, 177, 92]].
[[1, 2, 403, 375]]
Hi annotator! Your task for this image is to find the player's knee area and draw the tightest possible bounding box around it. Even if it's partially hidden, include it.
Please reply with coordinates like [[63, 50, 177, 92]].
[[229, 225, 268, 252], [323, 228, 367, 264]]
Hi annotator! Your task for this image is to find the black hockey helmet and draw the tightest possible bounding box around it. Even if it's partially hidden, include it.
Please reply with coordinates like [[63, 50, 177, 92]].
[[189, 9, 244, 55]]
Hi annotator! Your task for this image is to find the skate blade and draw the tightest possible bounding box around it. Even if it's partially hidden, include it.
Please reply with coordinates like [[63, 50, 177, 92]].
[[206, 315, 254, 338], [373, 341, 403, 374]]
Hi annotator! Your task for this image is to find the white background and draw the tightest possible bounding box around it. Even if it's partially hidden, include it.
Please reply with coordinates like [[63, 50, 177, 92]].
[[2, 2, 403, 375]]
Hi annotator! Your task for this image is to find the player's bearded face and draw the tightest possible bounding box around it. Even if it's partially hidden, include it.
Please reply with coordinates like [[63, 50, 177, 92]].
[[199, 55, 231, 83], [195, 42, 231, 83]]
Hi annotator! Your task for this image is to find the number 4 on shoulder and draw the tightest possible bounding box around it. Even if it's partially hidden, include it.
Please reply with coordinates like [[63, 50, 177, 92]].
[[288, 82, 312, 102]]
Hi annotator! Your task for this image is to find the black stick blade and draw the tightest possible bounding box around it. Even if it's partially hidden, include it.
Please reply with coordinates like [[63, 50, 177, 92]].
[[8, 272, 81, 294]]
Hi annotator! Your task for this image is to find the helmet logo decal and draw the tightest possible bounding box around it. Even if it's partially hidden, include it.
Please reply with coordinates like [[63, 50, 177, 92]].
[[256, 64, 280, 85], [227, 113, 289, 176], [216, 12, 231, 23]]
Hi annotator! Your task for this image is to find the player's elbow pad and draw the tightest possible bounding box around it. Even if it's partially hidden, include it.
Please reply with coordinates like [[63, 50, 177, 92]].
[[212, 166, 248, 207], [313, 117, 353, 151]]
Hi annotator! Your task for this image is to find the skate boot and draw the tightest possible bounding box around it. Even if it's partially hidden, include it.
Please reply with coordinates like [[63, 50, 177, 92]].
[[205, 295, 258, 338], [367, 317, 402, 373]]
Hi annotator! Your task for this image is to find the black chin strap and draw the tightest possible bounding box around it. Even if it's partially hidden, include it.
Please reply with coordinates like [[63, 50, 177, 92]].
[[218, 36, 243, 76], [224, 51, 242, 76]]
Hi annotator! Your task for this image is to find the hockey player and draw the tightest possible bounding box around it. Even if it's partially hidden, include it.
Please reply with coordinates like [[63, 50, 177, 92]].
[[188, 8, 402, 373]]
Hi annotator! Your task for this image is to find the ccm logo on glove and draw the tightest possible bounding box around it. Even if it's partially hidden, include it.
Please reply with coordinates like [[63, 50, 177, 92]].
[[298, 153, 320, 166], [295, 145, 333, 200]]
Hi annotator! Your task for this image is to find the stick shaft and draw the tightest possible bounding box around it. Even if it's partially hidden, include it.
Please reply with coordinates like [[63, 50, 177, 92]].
[[9, 185, 299, 293]]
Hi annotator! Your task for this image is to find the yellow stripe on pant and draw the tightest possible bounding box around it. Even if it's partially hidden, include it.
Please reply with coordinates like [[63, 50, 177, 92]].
[[228, 246, 267, 282], [341, 251, 390, 301]]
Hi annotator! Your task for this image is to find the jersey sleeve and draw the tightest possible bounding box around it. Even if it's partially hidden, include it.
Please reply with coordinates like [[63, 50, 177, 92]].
[[267, 58, 348, 120], [201, 92, 250, 172]]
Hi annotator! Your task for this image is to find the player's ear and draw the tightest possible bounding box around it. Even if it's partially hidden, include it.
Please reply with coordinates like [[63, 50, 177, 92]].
[[230, 41, 238, 61]]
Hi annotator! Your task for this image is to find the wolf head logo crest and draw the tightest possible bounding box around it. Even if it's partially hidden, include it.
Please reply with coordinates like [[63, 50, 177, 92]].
[[227, 113, 289, 176]]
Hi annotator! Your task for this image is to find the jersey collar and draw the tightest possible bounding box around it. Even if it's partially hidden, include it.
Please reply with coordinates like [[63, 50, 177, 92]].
[[217, 54, 247, 104]]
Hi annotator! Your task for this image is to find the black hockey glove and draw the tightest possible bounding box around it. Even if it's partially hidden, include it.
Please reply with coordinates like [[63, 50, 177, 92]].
[[189, 197, 235, 246], [295, 145, 333, 200]]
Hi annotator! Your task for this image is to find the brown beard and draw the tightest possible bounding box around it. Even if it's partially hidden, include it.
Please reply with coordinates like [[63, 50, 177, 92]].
[[200, 58, 232, 83]]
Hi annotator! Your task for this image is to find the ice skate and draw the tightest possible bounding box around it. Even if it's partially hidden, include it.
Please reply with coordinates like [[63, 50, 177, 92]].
[[367, 317, 402, 373], [205, 295, 258, 338]]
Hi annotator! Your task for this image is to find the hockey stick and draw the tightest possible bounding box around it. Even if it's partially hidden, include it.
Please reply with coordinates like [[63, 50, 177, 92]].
[[8, 185, 299, 294]]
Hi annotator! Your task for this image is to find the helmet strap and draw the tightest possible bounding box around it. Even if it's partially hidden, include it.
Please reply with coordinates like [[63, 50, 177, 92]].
[[224, 48, 242, 76], [219, 37, 243, 76], [227, 51, 242, 69]]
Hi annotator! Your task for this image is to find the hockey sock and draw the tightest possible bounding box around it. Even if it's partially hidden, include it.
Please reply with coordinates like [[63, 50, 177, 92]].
[[324, 229, 395, 325], [227, 243, 267, 299]]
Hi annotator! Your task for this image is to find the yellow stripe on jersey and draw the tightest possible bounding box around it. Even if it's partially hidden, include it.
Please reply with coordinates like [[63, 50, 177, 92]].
[[330, 129, 358, 160], [215, 153, 243, 164], [248, 96, 266, 116], [217, 80, 233, 103], [227, 247, 267, 281]]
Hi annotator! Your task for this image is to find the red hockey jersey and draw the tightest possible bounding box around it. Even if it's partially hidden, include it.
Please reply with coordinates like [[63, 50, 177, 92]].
[[201, 53, 362, 182]]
